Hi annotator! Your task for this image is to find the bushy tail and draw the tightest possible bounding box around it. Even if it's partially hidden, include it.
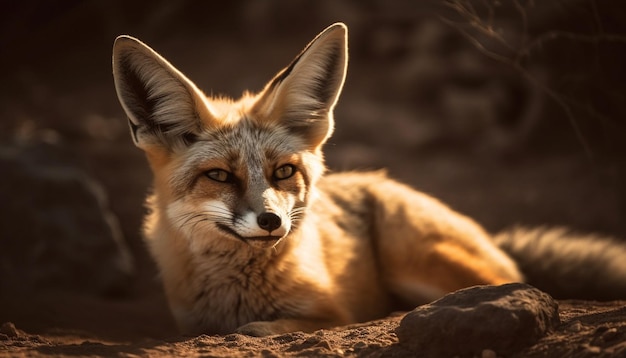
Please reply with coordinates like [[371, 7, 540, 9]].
[[493, 226, 626, 300]]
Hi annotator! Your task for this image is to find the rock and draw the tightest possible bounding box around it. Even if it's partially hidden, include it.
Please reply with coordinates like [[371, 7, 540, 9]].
[[395, 283, 560, 357], [0, 143, 134, 296], [0, 322, 19, 338]]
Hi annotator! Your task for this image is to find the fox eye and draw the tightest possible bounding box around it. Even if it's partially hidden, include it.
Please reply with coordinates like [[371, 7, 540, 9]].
[[274, 164, 295, 180], [206, 169, 233, 183]]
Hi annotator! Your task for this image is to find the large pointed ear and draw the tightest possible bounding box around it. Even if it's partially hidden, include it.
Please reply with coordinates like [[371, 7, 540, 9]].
[[112, 35, 212, 151], [253, 23, 348, 150]]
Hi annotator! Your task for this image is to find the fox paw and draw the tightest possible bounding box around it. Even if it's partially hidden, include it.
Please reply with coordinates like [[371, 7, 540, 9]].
[[235, 321, 278, 337]]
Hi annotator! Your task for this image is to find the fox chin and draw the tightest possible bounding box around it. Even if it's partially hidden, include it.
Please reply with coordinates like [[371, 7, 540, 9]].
[[112, 22, 626, 336]]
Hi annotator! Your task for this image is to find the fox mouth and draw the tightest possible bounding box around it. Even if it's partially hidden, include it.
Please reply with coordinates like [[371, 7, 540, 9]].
[[216, 224, 283, 244], [246, 235, 282, 241]]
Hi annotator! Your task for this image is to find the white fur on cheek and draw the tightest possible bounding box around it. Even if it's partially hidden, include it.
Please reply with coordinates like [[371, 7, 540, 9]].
[[166, 199, 188, 234], [166, 199, 231, 242]]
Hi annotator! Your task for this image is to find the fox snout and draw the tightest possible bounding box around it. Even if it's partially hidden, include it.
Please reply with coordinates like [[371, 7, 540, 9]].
[[224, 208, 290, 249], [257, 212, 282, 233]]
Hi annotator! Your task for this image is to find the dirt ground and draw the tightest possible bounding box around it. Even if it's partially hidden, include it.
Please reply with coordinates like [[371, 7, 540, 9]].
[[2, 1, 626, 357], [2, 300, 626, 357]]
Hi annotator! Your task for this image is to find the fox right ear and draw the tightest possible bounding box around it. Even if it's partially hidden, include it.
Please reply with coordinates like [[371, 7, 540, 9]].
[[112, 36, 213, 151]]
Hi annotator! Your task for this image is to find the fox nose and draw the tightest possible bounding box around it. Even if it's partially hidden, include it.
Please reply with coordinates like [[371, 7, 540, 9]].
[[257, 212, 281, 232]]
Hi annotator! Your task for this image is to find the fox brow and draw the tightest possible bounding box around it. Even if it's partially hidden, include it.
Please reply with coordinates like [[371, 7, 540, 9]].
[[166, 124, 306, 186]]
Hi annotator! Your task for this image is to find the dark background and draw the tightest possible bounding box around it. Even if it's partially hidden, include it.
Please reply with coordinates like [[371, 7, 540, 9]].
[[1, 0, 625, 340]]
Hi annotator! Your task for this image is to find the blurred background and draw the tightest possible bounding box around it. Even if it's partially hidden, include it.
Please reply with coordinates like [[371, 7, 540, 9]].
[[1, 0, 625, 340]]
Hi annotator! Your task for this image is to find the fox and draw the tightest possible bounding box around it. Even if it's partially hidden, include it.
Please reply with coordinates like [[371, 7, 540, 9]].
[[112, 23, 626, 337]]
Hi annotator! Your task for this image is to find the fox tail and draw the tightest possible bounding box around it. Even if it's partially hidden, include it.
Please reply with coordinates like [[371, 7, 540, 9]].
[[493, 226, 626, 300]]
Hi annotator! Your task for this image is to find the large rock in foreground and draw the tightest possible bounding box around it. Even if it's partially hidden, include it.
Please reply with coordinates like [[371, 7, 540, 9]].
[[396, 283, 560, 357]]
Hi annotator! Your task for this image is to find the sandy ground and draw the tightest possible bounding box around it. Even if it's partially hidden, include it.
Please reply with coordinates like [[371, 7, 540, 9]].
[[2, 300, 626, 357]]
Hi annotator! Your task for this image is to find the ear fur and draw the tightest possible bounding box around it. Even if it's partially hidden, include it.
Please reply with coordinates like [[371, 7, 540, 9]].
[[253, 23, 348, 150], [112, 36, 212, 150]]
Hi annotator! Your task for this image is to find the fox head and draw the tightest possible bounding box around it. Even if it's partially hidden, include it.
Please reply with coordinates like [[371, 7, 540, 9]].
[[112, 23, 347, 250]]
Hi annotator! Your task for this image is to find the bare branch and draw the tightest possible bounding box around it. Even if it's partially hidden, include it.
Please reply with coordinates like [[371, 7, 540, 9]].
[[441, 0, 599, 158], [513, 0, 529, 48], [439, 15, 513, 64], [517, 31, 626, 61], [443, 0, 516, 53]]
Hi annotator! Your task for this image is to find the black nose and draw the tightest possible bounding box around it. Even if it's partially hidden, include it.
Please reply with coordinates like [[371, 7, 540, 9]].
[[257, 212, 281, 232]]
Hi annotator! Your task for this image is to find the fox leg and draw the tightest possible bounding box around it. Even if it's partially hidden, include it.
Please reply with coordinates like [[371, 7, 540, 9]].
[[381, 239, 523, 305], [370, 181, 523, 305], [234, 297, 352, 336], [236, 317, 348, 337]]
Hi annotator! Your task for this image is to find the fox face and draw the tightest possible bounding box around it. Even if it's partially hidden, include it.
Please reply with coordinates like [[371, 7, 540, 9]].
[[112, 24, 348, 251], [162, 121, 315, 250]]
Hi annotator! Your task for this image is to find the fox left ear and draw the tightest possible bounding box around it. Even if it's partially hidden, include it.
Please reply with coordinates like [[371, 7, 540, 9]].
[[253, 23, 348, 150]]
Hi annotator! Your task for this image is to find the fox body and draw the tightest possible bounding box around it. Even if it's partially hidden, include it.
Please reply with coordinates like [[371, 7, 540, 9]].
[[113, 23, 626, 336]]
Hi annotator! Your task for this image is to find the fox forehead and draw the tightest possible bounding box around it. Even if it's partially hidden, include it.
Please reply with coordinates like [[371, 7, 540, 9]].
[[194, 93, 311, 161], [191, 114, 308, 166]]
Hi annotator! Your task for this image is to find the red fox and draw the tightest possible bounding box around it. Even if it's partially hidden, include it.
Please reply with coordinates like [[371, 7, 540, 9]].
[[112, 23, 626, 336]]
